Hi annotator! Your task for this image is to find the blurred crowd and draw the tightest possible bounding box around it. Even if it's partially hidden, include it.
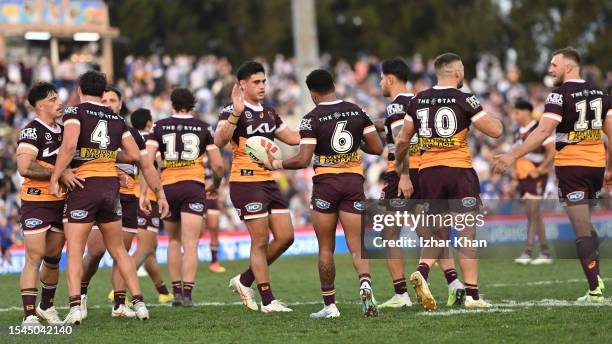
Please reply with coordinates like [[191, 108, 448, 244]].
[[0, 52, 611, 252]]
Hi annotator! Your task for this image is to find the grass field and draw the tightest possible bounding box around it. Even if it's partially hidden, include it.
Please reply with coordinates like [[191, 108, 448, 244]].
[[1, 253, 611, 343]]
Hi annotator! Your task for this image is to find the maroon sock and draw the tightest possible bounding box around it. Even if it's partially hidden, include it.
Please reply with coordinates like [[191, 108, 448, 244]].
[[465, 283, 479, 300], [131, 294, 144, 305], [211, 247, 219, 263], [579, 258, 600, 291], [257, 283, 275, 306], [359, 273, 372, 287], [80, 281, 89, 296], [21, 288, 37, 317], [40, 282, 57, 310], [183, 282, 194, 299], [155, 281, 170, 295], [416, 263, 430, 280], [444, 268, 458, 285], [114, 290, 127, 310], [393, 278, 407, 295], [172, 281, 182, 297], [321, 285, 336, 305], [240, 267, 255, 287], [68, 294, 81, 308]]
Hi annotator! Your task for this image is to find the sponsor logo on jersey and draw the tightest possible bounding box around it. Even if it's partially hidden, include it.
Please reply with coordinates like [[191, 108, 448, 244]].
[[26, 188, 42, 195], [20, 127, 37, 140], [246, 123, 277, 135], [245, 111, 253, 119], [462, 197, 477, 208], [63, 107, 78, 115], [163, 160, 196, 168], [567, 191, 585, 202], [465, 95, 481, 109], [545, 93, 563, 106], [79, 148, 118, 160], [24, 218, 43, 228], [386, 103, 405, 116], [70, 210, 88, 220], [245, 202, 263, 213], [314, 199, 330, 210], [299, 118, 312, 131], [240, 169, 254, 176], [42, 147, 59, 158], [189, 202, 204, 212]]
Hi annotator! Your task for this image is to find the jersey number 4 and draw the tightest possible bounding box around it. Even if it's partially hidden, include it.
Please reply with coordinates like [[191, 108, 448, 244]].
[[162, 133, 200, 160], [91, 120, 110, 149]]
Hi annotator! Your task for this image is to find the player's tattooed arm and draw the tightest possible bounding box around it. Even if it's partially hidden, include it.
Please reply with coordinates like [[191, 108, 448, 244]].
[[15, 146, 50, 180], [391, 123, 409, 174], [50, 121, 80, 196]]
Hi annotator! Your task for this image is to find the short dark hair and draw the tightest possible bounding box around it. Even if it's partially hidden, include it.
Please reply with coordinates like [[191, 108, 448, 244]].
[[78, 70, 107, 97], [170, 88, 196, 112], [381, 57, 409, 83], [433, 53, 462, 73], [552, 47, 581, 66], [514, 99, 533, 112], [305, 69, 335, 94], [236, 61, 265, 81], [104, 86, 122, 99], [27, 82, 57, 107], [130, 108, 152, 130]]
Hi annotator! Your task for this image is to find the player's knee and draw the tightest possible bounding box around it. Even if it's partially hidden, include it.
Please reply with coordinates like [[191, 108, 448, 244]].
[[43, 255, 61, 270], [25, 250, 44, 266], [575, 235, 599, 259]]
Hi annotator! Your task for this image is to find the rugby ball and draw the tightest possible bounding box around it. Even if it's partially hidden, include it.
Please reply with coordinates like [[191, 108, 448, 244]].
[[245, 136, 282, 162]]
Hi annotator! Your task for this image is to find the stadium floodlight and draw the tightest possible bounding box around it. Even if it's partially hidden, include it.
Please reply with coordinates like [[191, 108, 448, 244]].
[[73, 32, 100, 42], [24, 31, 51, 40]]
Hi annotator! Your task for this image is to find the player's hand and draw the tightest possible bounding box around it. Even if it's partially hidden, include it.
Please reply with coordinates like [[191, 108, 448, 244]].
[[60, 168, 85, 190], [231, 84, 245, 116], [604, 168, 612, 192], [206, 190, 218, 198], [492, 153, 516, 174], [398, 173, 413, 199], [257, 150, 282, 170], [157, 197, 170, 219], [49, 178, 65, 197], [528, 169, 539, 179], [139, 194, 152, 215], [118, 170, 131, 188]]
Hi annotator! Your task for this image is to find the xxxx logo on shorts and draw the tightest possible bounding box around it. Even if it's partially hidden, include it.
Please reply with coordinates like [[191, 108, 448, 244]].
[[246, 202, 263, 213], [189, 203, 204, 212], [353, 201, 365, 211], [137, 217, 146, 226], [152, 218, 160, 227], [462, 197, 477, 208], [24, 218, 43, 228], [70, 210, 88, 220]]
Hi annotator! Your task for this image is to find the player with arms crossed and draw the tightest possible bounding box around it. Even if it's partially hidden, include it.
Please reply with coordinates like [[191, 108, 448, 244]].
[[395, 53, 503, 310], [494, 47, 611, 301], [215, 61, 300, 313], [261, 69, 383, 318], [377, 58, 466, 309], [16, 82, 83, 325], [510, 100, 555, 265], [147, 88, 224, 307], [50, 71, 168, 324]]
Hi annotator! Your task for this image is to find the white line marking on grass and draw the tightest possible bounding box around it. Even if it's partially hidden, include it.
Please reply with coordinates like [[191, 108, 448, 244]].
[[488, 277, 610, 288], [419, 309, 515, 316], [494, 299, 612, 307]]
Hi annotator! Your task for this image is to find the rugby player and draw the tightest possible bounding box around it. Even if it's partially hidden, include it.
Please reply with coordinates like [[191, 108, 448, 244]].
[[510, 100, 555, 265], [377, 58, 466, 309], [50, 71, 167, 324], [395, 53, 503, 310], [215, 61, 300, 313], [146, 88, 224, 307], [17, 82, 83, 324], [203, 155, 226, 273], [261, 69, 383, 318], [494, 47, 611, 301]]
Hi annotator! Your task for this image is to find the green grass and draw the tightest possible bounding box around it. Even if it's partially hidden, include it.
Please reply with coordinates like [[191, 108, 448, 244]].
[[1, 254, 611, 343]]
